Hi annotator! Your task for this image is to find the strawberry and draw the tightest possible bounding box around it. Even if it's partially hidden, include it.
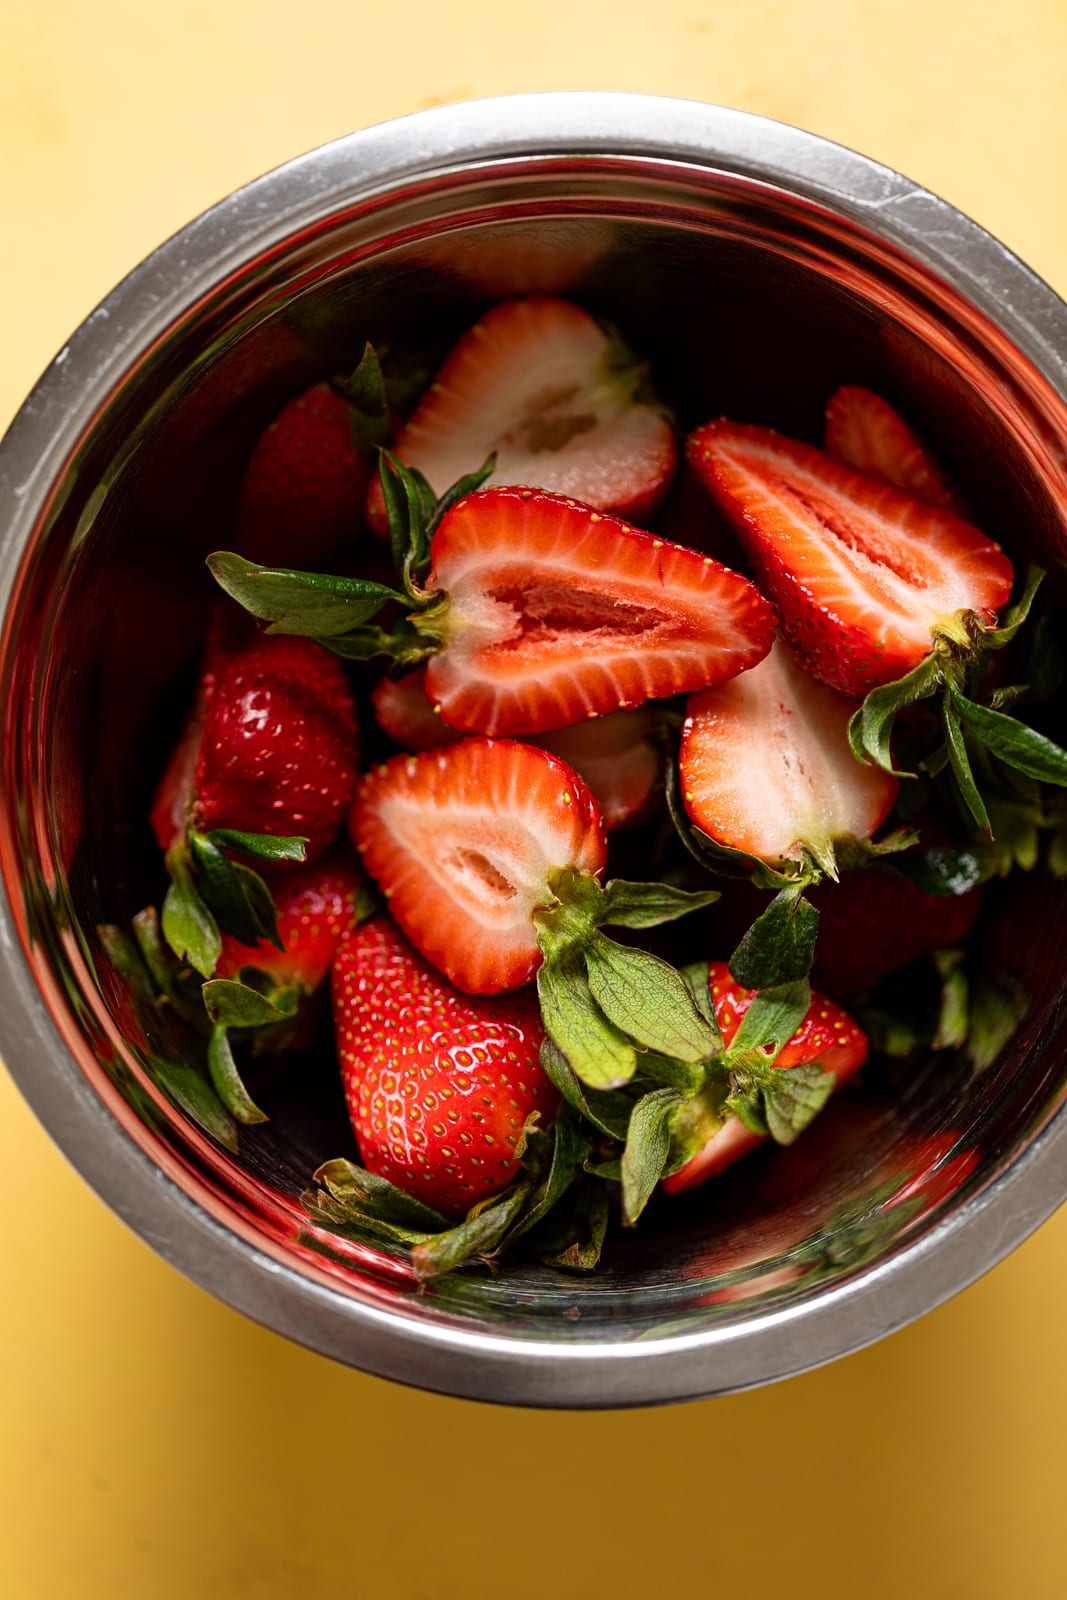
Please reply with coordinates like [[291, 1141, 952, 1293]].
[[351, 737, 721, 1088], [213, 479, 773, 739], [686, 420, 1014, 698], [365, 296, 677, 532], [352, 738, 607, 995], [421, 486, 775, 735], [215, 851, 363, 995], [332, 917, 557, 1217], [372, 666, 663, 830], [187, 633, 360, 862], [679, 639, 899, 875], [824, 385, 964, 512], [236, 346, 389, 569], [663, 963, 867, 1192], [810, 866, 984, 1001]]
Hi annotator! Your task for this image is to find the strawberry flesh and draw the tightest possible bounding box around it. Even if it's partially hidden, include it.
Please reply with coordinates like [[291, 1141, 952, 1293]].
[[686, 421, 1014, 696], [373, 666, 663, 830], [366, 295, 677, 531], [350, 738, 607, 994], [663, 963, 867, 1192], [193, 634, 360, 863], [426, 485, 775, 735], [680, 639, 899, 866], [333, 918, 556, 1217], [215, 851, 363, 991], [824, 385, 964, 512]]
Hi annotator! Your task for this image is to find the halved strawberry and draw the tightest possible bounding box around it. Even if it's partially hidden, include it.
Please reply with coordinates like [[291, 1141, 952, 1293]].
[[824, 385, 963, 512], [332, 917, 556, 1217], [686, 420, 1014, 697], [663, 963, 867, 1191], [679, 640, 899, 875], [351, 739, 606, 994], [423, 486, 775, 734], [351, 738, 721, 1089], [372, 666, 663, 830], [365, 296, 677, 531]]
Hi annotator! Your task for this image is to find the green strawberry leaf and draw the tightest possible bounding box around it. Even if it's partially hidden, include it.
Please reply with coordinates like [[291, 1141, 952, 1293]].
[[206, 1024, 268, 1125], [679, 960, 723, 1046], [727, 979, 811, 1066], [512, 1118, 594, 1241], [599, 879, 720, 928], [231, 861, 284, 948], [411, 1181, 533, 1281], [979, 563, 1045, 651], [188, 830, 269, 948], [537, 952, 637, 1089], [206, 551, 405, 636], [526, 1180, 610, 1273], [760, 1063, 837, 1145], [208, 828, 308, 864], [142, 1054, 239, 1153], [330, 342, 390, 451], [729, 888, 819, 991], [584, 933, 720, 1063], [620, 1086, 685, 1224], [202, 978, 297, 1031], [889, 845, 987, 897], [947, 686, 1067, 786], [97, 922, 155, 1003], [933, 949, 970, 1051], [965, 974, 1029, 1074], [634, 1050, 712, 1096], [538, 1038, 633, 1141], [314, 1158, 449, 1231], [130, 906, 212, 1031], [848, 653, 943, 775], [941, 692, 991, 834], [425, 452, 498, 536], [162, 846, 221, 979]]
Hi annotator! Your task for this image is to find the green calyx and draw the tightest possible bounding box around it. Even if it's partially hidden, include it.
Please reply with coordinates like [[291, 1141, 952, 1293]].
[[848, 566, 1067, 834], [161, 826, 306, 980], [532, 870, 721, 1091], [206, 450, 496, 666]]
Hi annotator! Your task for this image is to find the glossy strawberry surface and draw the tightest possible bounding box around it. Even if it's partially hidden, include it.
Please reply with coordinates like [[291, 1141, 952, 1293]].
[[333, 918, 556, 1217]]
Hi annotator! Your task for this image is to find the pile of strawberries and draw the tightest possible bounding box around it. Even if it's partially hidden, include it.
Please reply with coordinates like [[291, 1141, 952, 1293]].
[[108, 295, 1067, 1280]]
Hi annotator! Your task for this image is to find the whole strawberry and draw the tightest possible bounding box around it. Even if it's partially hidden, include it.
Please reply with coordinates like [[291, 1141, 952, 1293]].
[[332, 918, 557, 1217], [236, 347, 389, 569], [216, 851, 364, 996]]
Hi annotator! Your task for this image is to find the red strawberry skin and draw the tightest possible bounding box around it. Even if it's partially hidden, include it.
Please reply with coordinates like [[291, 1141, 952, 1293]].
[[333, 918, 558, 1217], [663, 963, 867, 1193], [237, 381, 373, 569], [366, 296, 677, 532], [350, 738, 607, 994], [373, 667, 662, 831], [215, 851, 363, 990], [426, 486, 775, 736], [680, 640, 899, 865], [192, 634, 360, 863], [811, 867, 984, 1002], [686, 421, 1013, 697], [824, 386, 963, 513]]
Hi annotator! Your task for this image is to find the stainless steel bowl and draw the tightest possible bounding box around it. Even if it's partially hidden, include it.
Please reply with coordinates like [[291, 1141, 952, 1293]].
[[3, 94, 1067, 1407]]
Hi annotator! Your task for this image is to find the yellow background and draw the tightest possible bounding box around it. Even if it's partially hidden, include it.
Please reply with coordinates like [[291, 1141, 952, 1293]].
[[3, 1, 1067, 1594]]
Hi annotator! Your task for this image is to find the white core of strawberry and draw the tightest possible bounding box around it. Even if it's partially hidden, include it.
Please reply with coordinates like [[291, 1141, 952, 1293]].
[[681, 642, 898, 864]]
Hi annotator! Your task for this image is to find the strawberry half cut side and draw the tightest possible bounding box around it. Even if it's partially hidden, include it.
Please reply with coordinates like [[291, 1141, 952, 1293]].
[[424, 486, 775, 734], [823, 385, 964, 513], [662, 962, 867, 1192], [364, 296, 678, 532], [686, 419, 1014, 700], [350, 738, 721, 1089], [679, 640, 901, 881]]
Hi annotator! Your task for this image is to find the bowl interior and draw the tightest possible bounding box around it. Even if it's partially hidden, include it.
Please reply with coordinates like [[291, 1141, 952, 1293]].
[[6, 143, 1067, 1373]]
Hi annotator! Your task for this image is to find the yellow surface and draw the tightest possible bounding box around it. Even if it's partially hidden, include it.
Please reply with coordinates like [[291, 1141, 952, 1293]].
[[4, 2, 1067, 1595]]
